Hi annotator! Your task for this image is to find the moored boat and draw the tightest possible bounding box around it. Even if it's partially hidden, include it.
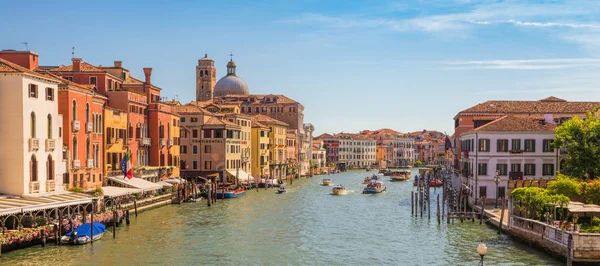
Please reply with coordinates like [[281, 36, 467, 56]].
[[331, 185, 347, 195], [322, 179, 332, 186], [216, 186, 247, 198], [362, 180, 386, 194], [60, 223, 106, 245]]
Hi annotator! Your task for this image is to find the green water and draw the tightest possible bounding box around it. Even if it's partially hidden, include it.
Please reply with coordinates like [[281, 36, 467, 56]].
[[1, 170, 561, 265]]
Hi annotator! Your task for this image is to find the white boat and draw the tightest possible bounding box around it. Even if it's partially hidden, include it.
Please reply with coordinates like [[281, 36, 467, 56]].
[[322, 179, 332, 186], [60, 223, 106, 245], [362, 180, 386, 194], [331, 185, 347, 195]]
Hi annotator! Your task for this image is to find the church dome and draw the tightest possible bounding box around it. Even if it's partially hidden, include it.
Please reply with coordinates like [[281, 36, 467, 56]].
[[214, 59, 249, 97]]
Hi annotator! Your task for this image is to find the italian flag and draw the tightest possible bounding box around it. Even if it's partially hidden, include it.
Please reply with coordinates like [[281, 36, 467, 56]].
[[120, 153, 133, 180]]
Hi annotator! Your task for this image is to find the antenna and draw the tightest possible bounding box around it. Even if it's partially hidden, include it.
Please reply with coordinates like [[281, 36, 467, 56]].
[[72, 47, 75, 58], [175, 94, 179, 101], [21, 42, 28, 51], [229, 53, 234, 60]]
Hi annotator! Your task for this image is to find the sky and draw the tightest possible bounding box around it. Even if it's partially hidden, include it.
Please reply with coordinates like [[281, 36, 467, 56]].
[[3, 0, 600, 135]]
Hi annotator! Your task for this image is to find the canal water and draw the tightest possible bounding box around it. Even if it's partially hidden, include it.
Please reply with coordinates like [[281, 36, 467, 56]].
[[1, 170, 561, 266]]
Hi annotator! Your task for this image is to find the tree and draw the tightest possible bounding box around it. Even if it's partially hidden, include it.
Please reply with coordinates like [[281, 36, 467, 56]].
[[553, 109, 600, 179], [414, 160, 425, 167], [546, 174, 581, 198]]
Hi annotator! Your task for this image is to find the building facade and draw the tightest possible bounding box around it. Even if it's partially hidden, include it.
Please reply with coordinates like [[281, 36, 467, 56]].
[[336, 133, 377, 169], [250, 118, 271, 178]]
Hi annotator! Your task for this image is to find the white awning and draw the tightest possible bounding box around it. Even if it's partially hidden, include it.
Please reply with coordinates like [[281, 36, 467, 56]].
[[102, 186, 143, 197], [226, 169, 253, 182], [108, 177, 162, 192], [157, 181, 173, 187], [164, 178, 185, 184], [0, 192, 94, 216]]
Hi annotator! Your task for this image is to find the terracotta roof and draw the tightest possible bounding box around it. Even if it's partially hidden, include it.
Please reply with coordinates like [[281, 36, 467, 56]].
[[223, 94, 299, 104], [251, 114, 289, 127], [458, 96, 599, 115], [123, 76, 143, 85], [314, 133, 336, 139], [251, 118, 269, 129], [171, 104, 207, 114], [0, 58, 61, 82], [335, 133, 374, 140], [470, 115, 557, 132], [49, 62, 105, 72], [204, 116, 238, 127]]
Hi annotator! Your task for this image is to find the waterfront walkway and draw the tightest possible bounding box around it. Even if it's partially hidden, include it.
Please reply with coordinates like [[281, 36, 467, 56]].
[[473, 204, 509, 229]]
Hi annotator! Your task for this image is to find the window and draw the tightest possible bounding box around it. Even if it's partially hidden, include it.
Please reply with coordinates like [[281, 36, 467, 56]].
[[193, 161, 198, 169], [477, 163, 487, 175], [497, 139, 508, 152], [479, 186, 487, 198], [181, 117, 186, 123], [64, 76, 73, 81], [72, 100, 77, 121], [47, 114, 52, 138], [90, 76, 97, 85], [30, 155, 38, 182], [191, 117, 198, 123], [524, 163, 536, 176], [46, 87, 54, 101], [543, 164, 555, 176], [511, 139, 521, 151], [215, 130, 223, 138], [496, 164, 508, 176], [543, 139, 553, 152], [205, 161, 211, 170], [524, 139, 536, 152], [30, 112, 36, 138], [205, 145, 211, 153], [193, 145, 198, 154], [28, 84, 38, 98], [498, 187, 506, 199], [478, 139, 490, 152], [510, 163, 521, 173], [181, 145, 187, 154]]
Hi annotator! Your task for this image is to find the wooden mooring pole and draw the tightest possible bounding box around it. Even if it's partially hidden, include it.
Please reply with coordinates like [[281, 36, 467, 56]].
[[480, 197, 485, 224], [207, 183, 212, 207], [499, 197, 506, 234], [112, 210, 117, 238], [134, 200, 138, 217], [411, 191, 414, 217], [90, 205, 94, 244], [437, 194, 440, 225], [427, 189, 431, 220]]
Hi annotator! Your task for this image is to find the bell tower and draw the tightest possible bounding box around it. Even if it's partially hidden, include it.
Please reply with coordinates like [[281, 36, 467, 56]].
[[196, 54, 216, 102]]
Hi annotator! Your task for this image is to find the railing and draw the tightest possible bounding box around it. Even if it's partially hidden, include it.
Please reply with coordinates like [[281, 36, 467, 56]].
[[72, 120, 80, 132], [87, 159, 94, 168], [143, 137, 151, 146], [46, 179, 55, 192], [45, 138, 55, 152], [134, 168, 159, 179], [509, 171, 524, 180], [168, 139, 174, 147], [509, 149, 523, 154], [86, 122, 93, 133], [73, 160, 81, 169], [29, 138, 40, 152], [160, 138, 166, 148], [29, 181, 40, 194], [106, 170, 122, 177]]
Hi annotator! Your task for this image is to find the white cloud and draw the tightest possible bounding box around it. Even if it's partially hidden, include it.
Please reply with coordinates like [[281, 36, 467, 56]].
[[442, 58, 600, 70]]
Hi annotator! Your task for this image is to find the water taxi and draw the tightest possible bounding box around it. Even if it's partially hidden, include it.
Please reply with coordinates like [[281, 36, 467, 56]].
[[390, 170, 411, 181], [216, 186, 247, 198], [362, 180, 386, 194], [331, 185, 347, 195], [277, 187, 287, 194], [322, 179, 332, 186]]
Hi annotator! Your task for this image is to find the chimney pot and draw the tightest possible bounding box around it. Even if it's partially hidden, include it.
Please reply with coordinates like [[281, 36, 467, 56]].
[[114, 61, 122, 68], [143, 68, 152, 84]]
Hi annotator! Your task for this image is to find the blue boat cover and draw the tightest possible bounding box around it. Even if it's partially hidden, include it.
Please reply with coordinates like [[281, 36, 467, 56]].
[[66, 223, 106, 237]]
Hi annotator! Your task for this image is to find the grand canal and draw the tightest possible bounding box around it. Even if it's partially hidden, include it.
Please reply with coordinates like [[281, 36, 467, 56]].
[[2, 170, 561, 265]]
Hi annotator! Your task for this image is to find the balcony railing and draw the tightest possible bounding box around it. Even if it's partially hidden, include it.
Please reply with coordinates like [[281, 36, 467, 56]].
[[509, 149, 523, 154], [168, 139, 174, 147], [86, 122, 93, 133], [87, 159, 94, 168], [73, 160, 81, 169], [46, 180, 55, 192], [72, 120, 80, 132], [29, 181, 40, 194], [29, 138, 40, 152], [509, 171, 524, 180], [160, 138, 166, 148], [106, 170, 122, 177], [45, 139, 55, 152], [142, 137, 151, 146]]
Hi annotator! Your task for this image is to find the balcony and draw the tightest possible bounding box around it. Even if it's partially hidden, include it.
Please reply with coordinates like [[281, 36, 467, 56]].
[[72, 120, 80, 132], [168, 139, 174, 147], [509, 149, 523, 154], [509, 171, 524, 180], [28, 138, 40, 152], [87, 159, 94, 168], [86, 122, 93, 133], [125, 138, 131, 147], [29, 181, 40, 194], [46, 180, 55, 192], [107, 137, 116, 145], [73, 160, 81, 169], [142, 137, 151, 146], [45, 139, 55, 152], [160, 138, 166, 148]]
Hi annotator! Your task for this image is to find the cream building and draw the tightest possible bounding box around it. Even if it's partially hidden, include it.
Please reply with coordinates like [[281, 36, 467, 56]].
[[0, 54, 65, 195], [337, 133, 377, 169], [391, 136, 415, 167]]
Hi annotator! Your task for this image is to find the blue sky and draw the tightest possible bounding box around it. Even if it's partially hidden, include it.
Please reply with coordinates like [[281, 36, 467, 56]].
[[3, 0, 600, 135]]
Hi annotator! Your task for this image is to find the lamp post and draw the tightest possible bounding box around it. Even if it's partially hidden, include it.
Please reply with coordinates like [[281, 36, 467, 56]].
[[494, 171, 500, 210], [477, 241, 488, 265]]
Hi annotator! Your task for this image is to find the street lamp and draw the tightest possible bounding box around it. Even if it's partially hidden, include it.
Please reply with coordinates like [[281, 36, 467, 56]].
[[477, 241, 488, 265], [494, 171, 501, 210]]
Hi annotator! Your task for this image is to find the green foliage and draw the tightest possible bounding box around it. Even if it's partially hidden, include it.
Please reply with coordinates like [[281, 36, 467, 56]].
[[553, 109, 600, 179], [414, 160, 425, 167], [512, 187, 570, 219], [68, 187, 84, 193], [583, 179, 600, 205], [93, 187, 104, 197], [547, 174, 581, 198]]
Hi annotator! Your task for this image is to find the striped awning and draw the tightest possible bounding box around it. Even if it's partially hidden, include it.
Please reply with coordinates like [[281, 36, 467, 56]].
[[0, 192, 94, 216]]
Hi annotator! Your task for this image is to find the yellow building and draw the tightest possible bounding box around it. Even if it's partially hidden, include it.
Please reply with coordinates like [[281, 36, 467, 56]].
[[104, 107, 128, 183], [252, 115, 288, 180], [250, 117, 270, 178], [168, 113, 181, 178]]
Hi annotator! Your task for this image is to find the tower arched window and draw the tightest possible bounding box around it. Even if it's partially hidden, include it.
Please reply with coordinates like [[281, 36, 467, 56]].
[[205, 70, 208, 76], [200, 71, 204, 77], [72, 100, 77, 121], [47, 155, 54, 180], [47, 114, 52, 139], [30, 112, 36, 138], [85, 103, 90, 123], [30, 155, 38, 182]]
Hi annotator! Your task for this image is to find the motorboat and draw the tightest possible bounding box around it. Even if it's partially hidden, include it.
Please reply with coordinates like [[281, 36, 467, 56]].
[[390, 170, 411, 181], [363, 177, 371, 184], [334, 170, 341, 174], [322, 179, 332, 186], [362, 180, 386, 194], [370, 174, 379, 180], [378, 169, 388, 174], [60, 223, 106, 245], [216, 186, 247, 198], [277, 187, 286, 194], [331, 185, 347, 195]]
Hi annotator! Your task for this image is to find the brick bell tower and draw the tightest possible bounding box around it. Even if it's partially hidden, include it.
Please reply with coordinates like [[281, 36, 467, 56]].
[[196, 54, 216, 101]]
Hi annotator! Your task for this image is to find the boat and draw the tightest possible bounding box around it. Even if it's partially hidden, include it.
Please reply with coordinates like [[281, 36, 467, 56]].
[[277, 187, 286, 194], [370, 174, 379, 180], [334, 170, 341, 174], [378, 169, 388, 174], [331, 185, 347, 195], [216, 186, 247, 198], [362, 180, 386, 194], [390, 170, 411, 181], [429, 179, 443, 187], [322, 179, 332, 186], [60, 223, 106, 245]]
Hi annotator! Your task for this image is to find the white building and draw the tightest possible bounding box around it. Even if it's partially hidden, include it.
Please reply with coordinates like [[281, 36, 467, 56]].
[[0, 53, 66, 196], [337, 133, 377, 168], [312, 139, 326, 170], [461, 115, 560, 203], [391, 136, 414, 167]]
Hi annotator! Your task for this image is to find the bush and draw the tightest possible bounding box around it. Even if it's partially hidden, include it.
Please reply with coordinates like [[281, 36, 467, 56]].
[[547, 174, 581, 198], [69, 187, 83, 193], [583, 180, 600, 205], [512, 186, 569, 220], [93, 187, 104, 197]]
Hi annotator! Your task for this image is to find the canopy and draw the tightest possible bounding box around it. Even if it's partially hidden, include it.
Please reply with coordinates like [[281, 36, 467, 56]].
[[108, 177, 162, 192], [0, 192, 93, 216], [66, 223, 106, 237], [157, 181, 173, 187], [226, 169, 253, 182], [164, 178, 185, 184], [567, 202, 600, 215], [102, 186, 142, 197]]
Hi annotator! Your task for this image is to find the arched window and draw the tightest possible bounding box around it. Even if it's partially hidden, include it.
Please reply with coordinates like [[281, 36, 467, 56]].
[[72, 137, 78, 160], [30, 112, 36, 138], [86, 137, 90, 163], [167, 123, 171, 140], [47, 114, 52, 139], [200, 71, 203, 77], [47, 155, 54, 180], [85, 103, 90, 123], [30, 155, 38, 182], [72, 100, 77, 121]]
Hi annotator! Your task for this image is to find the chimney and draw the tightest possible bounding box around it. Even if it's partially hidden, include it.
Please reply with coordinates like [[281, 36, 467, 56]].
[[114, 61, 122, 68], [143, 68, 152, 84], [0, 50, 39, 70], [72, 58, 82, 71]]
